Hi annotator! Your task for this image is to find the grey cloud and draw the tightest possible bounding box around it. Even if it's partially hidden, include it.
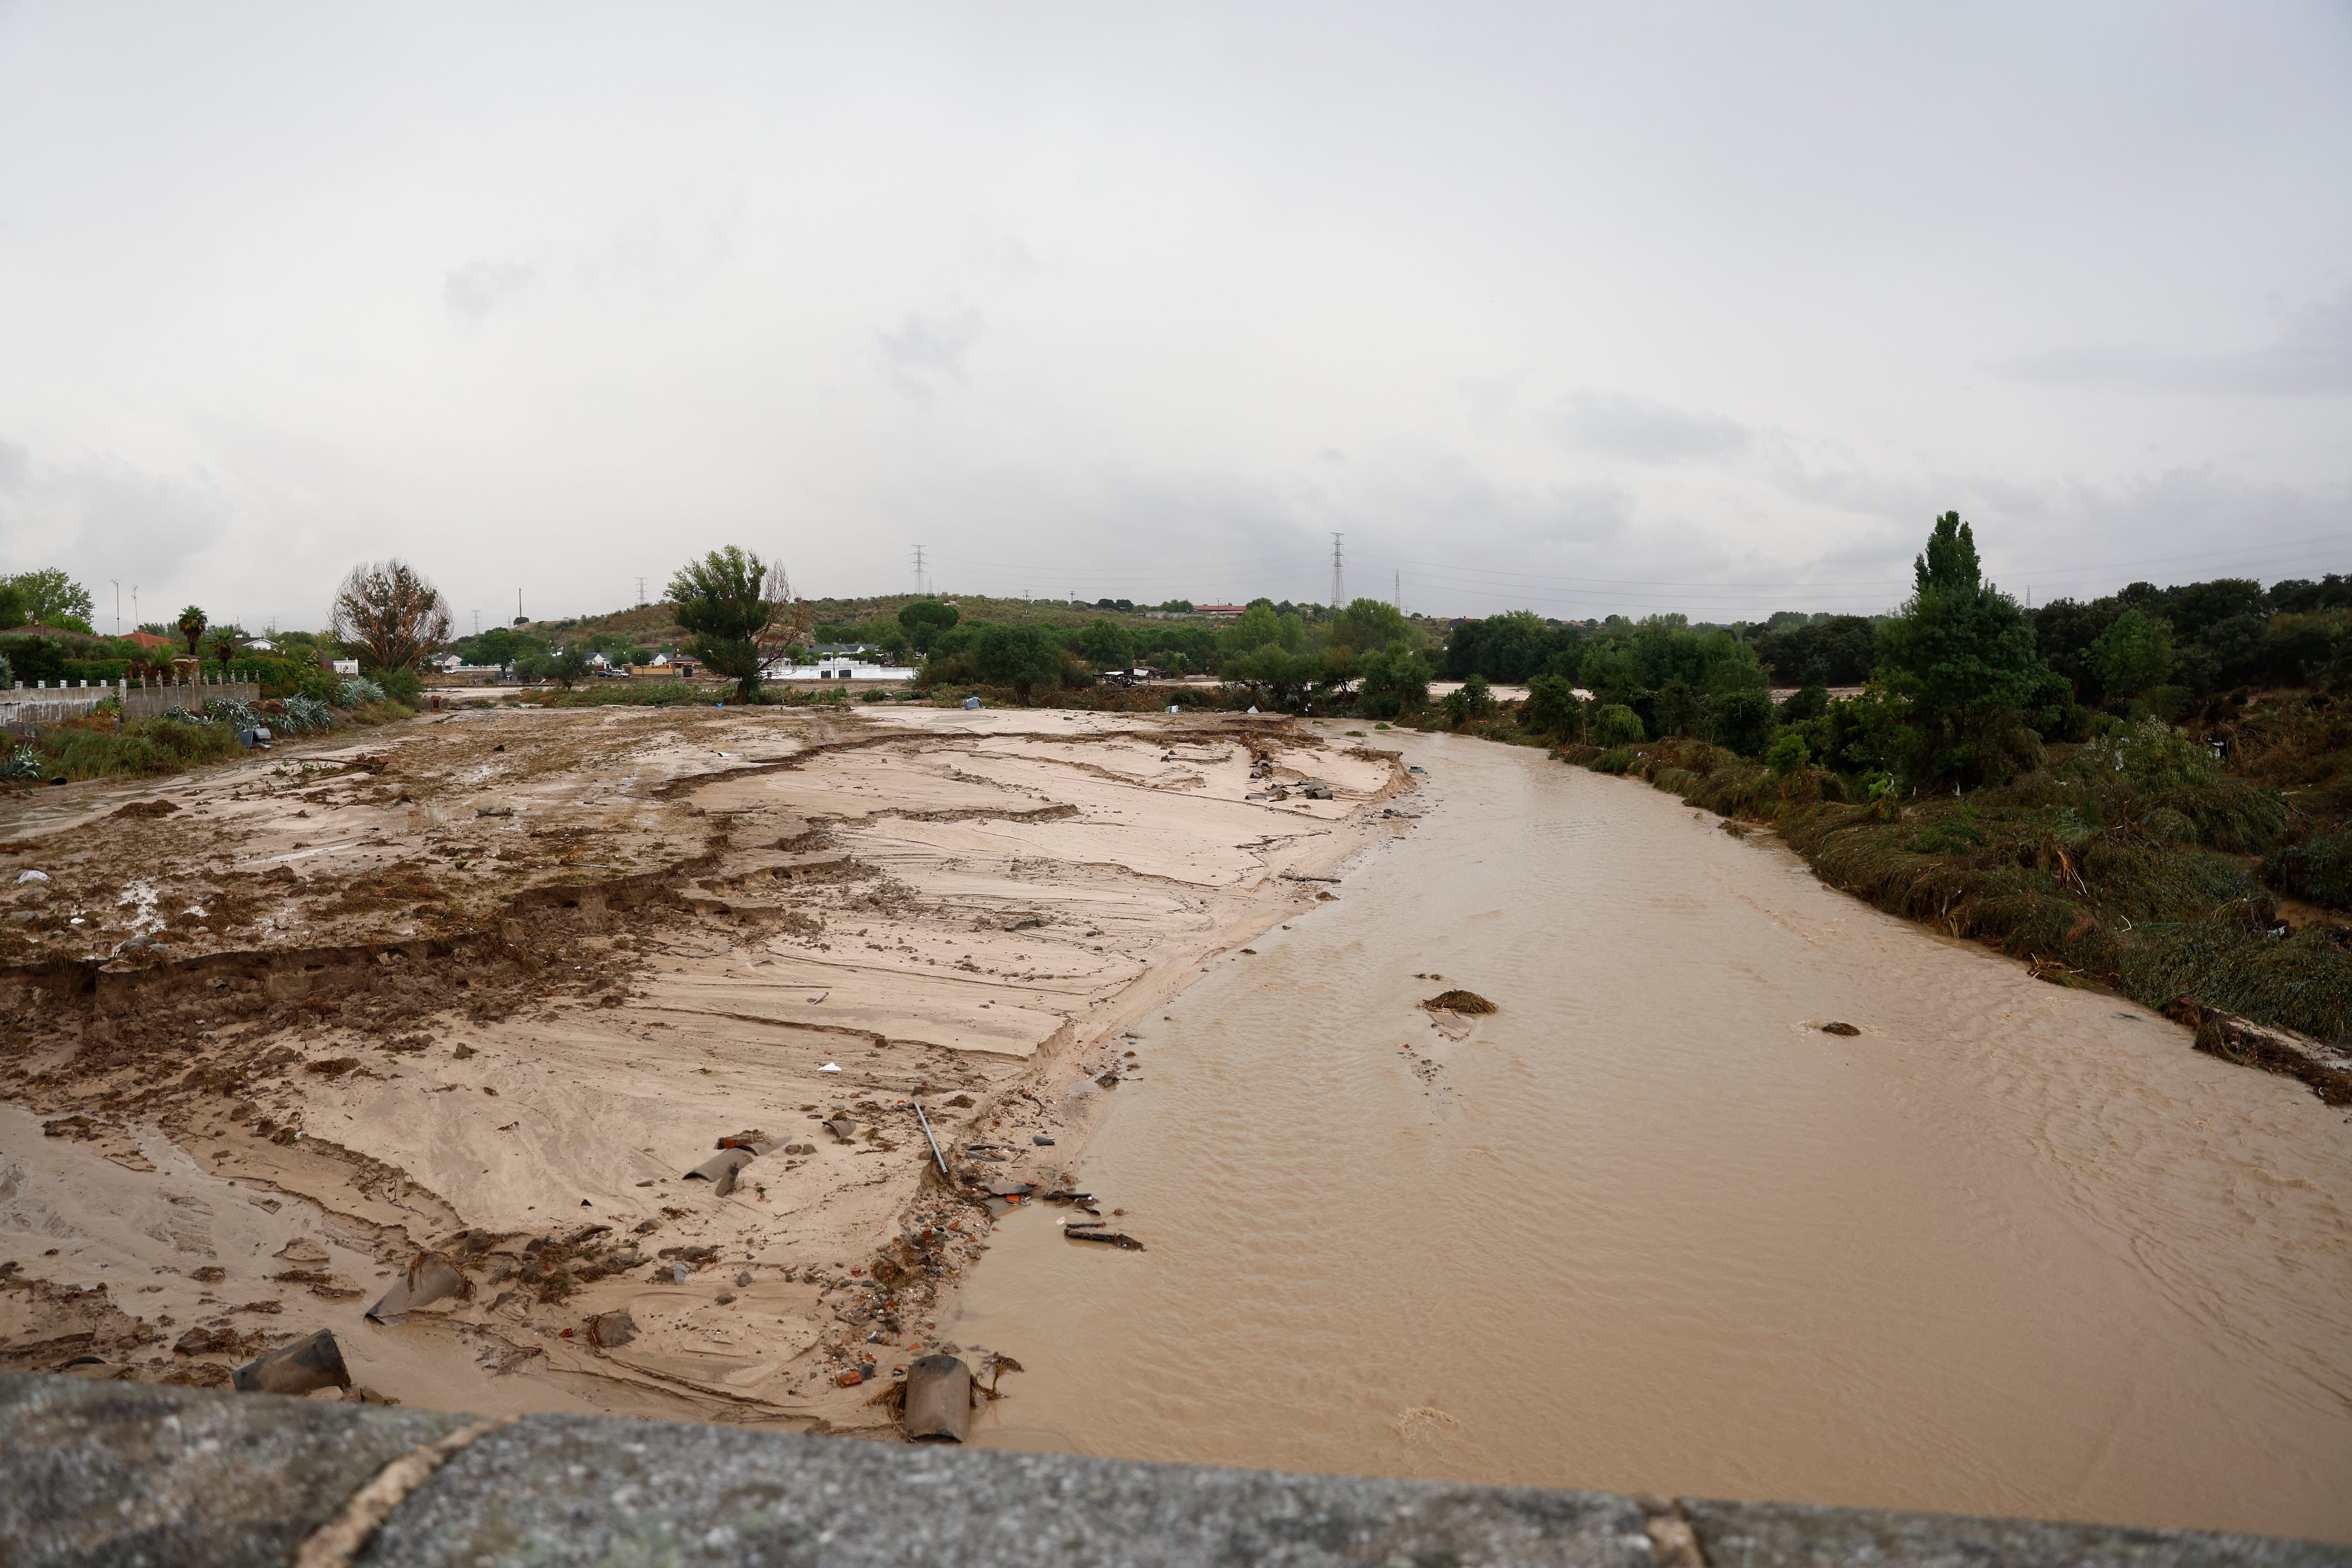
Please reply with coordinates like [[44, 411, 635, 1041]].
[[877, 303, 982, 401], [0, 451, 230, 592], [0, 437, 27, 491], [1548, 390, 1749, 465], [444, 262, 537, 326], [2004, 287, 2352, 397]]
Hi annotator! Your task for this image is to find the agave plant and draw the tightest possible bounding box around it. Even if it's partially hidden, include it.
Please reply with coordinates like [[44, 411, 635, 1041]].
[[281, 694, 333, 732], [338, 677, 387, 707], [0, 743, 43, 783]]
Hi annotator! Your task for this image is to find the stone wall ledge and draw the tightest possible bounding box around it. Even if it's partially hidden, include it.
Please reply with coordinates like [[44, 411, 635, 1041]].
[[2, 1373, 2340, 1567]]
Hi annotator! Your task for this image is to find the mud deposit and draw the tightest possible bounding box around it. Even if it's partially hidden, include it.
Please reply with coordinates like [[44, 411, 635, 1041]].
[[0, 704, 1397, 1431], [953, 725, 2352, 1544]]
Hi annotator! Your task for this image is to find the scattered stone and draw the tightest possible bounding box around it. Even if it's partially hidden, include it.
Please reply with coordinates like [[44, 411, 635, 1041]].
[[232, 1328, 352, 1395], [172, 1325, 242, 1357], [587, 1308, 637, 1349], [1821, 1022, 1861, 1036], [1421, 989, 1496, 1015]]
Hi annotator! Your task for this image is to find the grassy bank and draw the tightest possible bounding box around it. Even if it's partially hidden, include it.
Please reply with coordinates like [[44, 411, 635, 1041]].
[[10, 697, 414, 782], [1402, 697, 2352, 1051]]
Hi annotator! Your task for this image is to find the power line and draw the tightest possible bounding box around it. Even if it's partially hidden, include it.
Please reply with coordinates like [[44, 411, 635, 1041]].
[[913, 545, 928, 598]]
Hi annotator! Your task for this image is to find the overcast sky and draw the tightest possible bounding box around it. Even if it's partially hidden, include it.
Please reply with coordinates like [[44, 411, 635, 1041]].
[[2, 2, 2347, 633]]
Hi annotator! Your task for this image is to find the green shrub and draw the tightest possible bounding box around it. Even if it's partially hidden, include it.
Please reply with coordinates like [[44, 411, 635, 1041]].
[[2263, 832, 2352, 910], [39, 715, 242, 779], [1595, 745, 1637, 774], [1766, 729, 1810, 776], [1590, 703, 1645, 748], [2143, 779, 2284, 853]]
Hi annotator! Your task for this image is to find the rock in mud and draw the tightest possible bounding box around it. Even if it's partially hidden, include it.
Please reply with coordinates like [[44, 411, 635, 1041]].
[[1421, 989, 1497, 1015], [1821, 1021, 1861, 1036], [366, 1253, 471, 1320], [173, 1326, 244, 1358], [232, 1328, 352, 1396], [588, 1309, 638, 1348]]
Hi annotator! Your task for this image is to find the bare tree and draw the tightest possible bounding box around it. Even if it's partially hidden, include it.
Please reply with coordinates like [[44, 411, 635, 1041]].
[[330, 560, 452, 672]]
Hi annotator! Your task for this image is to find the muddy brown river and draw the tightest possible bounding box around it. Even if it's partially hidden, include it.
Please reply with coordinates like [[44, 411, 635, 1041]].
[[952, 727, 2352, 1544]]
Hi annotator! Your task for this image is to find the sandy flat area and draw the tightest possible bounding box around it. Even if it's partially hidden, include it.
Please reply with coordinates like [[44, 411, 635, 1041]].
[[0, 702, 1408, 1431]]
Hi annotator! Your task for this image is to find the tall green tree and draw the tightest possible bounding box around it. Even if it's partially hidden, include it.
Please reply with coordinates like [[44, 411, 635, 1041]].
[[1358, 645, 1431, 718], [1328, 598, 1411, 655], [974, 623, 1063, 702], [1874, 512, 2044, 784], [668, 547, 781, 701], [897, 599, 960, 653], [4, 569, 94, 631], [1072, 617, 1136, 670], [2087, 607, 2175, 699], [1520, 672, 1583, 735], [175, 605, 208, 658]]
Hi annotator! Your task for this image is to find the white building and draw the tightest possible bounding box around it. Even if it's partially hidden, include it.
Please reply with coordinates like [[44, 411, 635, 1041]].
[[766, 655, 916, 681]]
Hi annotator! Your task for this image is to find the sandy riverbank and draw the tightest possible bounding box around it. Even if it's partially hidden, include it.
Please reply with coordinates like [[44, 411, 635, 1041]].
[[0, 704, 1408, 1431]]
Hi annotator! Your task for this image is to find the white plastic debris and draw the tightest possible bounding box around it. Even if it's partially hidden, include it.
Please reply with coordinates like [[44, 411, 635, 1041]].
[[818, 1062, 842, 1073], [14, 870, 48, 885]]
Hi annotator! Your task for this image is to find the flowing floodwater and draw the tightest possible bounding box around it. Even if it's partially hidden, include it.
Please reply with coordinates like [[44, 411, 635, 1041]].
[[952, 728, 2352, 1544]]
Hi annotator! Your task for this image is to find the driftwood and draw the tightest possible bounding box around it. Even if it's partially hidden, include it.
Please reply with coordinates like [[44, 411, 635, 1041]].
[[2161, 997, 2352, 1105]]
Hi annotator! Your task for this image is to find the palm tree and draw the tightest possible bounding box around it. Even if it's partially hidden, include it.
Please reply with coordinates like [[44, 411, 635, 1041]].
[[176, 605, 208, 658]]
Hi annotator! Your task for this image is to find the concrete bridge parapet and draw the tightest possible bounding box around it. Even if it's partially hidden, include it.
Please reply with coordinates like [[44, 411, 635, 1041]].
[[0, 1374, 2337, 1567]]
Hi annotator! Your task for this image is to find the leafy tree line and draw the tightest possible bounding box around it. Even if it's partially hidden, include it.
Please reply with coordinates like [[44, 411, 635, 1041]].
[[905, 594, 1431, 708], [1485, 515, 2069, 789]]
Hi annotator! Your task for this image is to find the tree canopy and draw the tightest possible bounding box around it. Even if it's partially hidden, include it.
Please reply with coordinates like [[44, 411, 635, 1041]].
[[668, 546, 782, 700], [330, 561, 452, 674], [973, 623, 1063, 701], [1874, 512, 2044, 783], [897, 599, 961, 653], [4, 570, 93, 631]]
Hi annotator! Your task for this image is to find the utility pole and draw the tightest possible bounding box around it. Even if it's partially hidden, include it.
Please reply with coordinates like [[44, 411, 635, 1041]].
[[515, 589, 525, 627], [130, 586, 138, 630], [1394, 571, 1401, 613], [111, 581, 119, 636], [472, 609, 481, 637], [636, 577, 647, 609], [1330, 533, 1344, 611], [913, 545, 927, 598]]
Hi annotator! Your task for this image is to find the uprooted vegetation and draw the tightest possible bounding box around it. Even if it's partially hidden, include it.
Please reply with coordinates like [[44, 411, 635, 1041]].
[[1546, 699, 2352, 1090]]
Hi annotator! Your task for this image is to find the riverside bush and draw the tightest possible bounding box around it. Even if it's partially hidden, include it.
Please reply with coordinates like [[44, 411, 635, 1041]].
[[2263, 832, 2352, 911], [37, 714, 242, 780]]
